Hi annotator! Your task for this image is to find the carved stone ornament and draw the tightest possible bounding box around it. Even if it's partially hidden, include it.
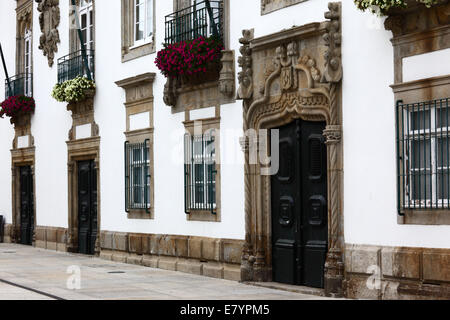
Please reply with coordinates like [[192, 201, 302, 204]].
[[219, 50, 235, 98], [66, 89, 98, 141], [237, 29, 254, 101], [322, 2, 342, 84], [238, 2, 344, 298], [36, 0, 61, 67], [384, 0, 450, 37]]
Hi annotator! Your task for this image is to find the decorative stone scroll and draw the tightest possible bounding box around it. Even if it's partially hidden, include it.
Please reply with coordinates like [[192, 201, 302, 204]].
[[36, 0, 61, 67], [237, 2, 344, 297]]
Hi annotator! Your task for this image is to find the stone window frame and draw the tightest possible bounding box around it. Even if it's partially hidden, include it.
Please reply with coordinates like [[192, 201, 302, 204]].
[[183, 106, 222, 222], [261, 0, 308, 16], [387, 2, 450, 225], [16, 0, 33, 78], [116, 73, 156, 220], [392, 75, 450, 225], [121, 0, 156, 62]]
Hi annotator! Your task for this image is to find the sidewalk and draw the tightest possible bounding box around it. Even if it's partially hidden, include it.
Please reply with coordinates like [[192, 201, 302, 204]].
[[0, 244, 336, 300]]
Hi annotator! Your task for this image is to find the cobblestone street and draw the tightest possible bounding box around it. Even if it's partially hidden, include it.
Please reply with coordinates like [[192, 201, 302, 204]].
[[0, 244, 336, 300]]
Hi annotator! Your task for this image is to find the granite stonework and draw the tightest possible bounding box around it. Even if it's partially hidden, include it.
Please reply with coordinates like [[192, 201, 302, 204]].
[[345, 244, 450, 300], [2, 224, 13, 244], [99, 231, 244, 281], [34, 226, 67, 252]]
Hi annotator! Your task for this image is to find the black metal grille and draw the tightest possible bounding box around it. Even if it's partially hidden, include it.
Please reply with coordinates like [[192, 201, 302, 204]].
[[184, 130, 217, 214], [396, 98, 450, 214], [165, 0, 223, 45], [5, 73, 33, 98], [57, 49, 95, 83], [124, 140, 151, 213]]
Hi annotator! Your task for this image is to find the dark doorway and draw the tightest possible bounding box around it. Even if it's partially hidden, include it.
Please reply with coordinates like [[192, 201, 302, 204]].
[[271, 119, 328, 288], [77, 160, 98, 255], [19, 166, 34, 246]]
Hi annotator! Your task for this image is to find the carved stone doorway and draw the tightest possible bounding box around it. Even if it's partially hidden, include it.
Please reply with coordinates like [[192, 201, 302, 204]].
[[237, 3, 344, 297], [66, 139, 100, 255]]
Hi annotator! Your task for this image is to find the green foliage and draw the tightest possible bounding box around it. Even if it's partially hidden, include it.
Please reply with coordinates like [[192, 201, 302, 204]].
[[354, 0, 439, 14], [51, 76, 96, 103]]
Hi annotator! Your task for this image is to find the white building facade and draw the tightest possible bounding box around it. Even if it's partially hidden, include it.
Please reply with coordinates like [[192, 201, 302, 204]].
[[0, 0, 449, 299]]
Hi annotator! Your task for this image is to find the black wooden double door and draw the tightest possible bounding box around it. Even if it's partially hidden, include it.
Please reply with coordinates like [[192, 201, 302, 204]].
[[78, 160, 98, 255], [20, 166, 34, 246], [271, 119, 328, 288]]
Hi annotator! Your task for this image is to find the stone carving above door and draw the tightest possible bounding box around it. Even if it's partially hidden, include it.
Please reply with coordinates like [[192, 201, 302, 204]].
[[36, 0, 61, 67]]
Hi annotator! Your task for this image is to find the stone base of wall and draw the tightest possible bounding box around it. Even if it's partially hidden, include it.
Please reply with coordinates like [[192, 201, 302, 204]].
[[345, 244, 450, 300], [34, 226, 67, 252], [100, 231, 243, 281], [2, 224, 12, 243]]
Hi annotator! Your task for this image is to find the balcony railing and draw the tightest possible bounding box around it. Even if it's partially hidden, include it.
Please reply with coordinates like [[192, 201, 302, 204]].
[[4, 73, 33, 98], [57, 49, 95, 84], [165, 0, 223, 45]]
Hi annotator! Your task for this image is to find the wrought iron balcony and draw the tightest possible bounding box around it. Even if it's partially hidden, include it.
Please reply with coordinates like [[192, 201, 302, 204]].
[[4, 73, 33, 98], [165, 0, 223, 45], [57, 49, 95, 84]]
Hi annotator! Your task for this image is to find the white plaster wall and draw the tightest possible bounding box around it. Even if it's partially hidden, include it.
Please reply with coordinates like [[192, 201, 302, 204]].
[[32, 0, 72, 229], [0, 0, 18, 225], [341, 4, 450, 249], [0, 0, 449, 248]]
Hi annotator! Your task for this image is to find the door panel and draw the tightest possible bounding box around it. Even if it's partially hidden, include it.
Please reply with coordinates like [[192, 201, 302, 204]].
[[78, 160, 97, 255], [271, 120, 328, 288], [271, 121, 301, 285], [20, 166, 34, 246]]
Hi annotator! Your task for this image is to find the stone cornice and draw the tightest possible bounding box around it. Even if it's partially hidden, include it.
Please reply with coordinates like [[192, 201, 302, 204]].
[[115, 73, 156, 89]]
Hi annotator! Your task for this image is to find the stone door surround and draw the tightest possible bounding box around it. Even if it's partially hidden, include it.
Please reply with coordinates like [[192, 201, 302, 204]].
[[237, 2, 344, 297]]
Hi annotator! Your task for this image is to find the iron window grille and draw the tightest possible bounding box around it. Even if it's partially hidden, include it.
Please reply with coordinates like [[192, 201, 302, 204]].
[[184, 130, 217, 215], [165, 0, 223, 45], [57, 49, 95, 84], [5, 73, 33, 98], [396, 98, 450, 215], [125, 140, 151, 213]]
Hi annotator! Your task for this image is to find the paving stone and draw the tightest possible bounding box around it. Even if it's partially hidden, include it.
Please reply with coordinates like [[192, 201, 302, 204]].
[[0, 243, 341, 300]]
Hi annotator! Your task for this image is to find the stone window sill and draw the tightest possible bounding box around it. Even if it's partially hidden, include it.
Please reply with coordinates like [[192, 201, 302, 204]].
[[399, 210, 450, 225], [122, 42, 156, 63], [127, 209, 154, 220], [187, 210, 220, 222]]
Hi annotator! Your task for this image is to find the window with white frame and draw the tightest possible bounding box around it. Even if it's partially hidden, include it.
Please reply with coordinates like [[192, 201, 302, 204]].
[[134, 0, 154, 46], [24, 28, 32, 97], [79, 0, 94, 50], [397, 98, 450, 211]]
